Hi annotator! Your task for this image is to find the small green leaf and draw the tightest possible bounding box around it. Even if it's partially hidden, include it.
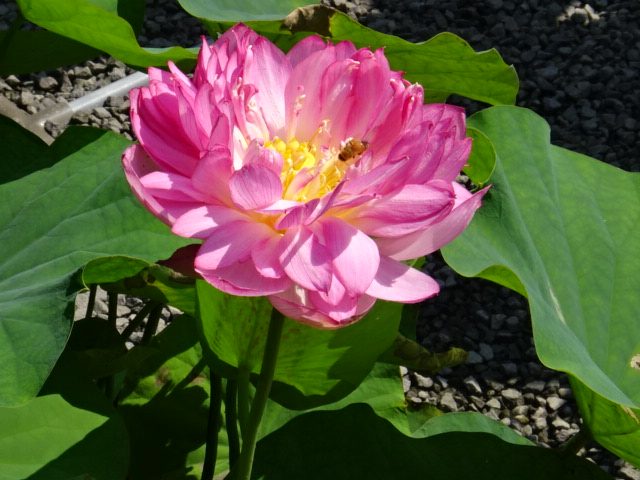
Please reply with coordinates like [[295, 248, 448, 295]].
[[83, 255, 198, 316], [465, 126, 496, 186], [377, 332, 468, 375]]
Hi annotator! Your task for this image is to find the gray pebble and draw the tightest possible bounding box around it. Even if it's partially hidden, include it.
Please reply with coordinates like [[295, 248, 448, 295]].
[[525, 380, 546, 392], [478, 342, 494, 360], [501, 388, 522, 401], [547, 397, 567, 411], [18, 90, 35, 108], [38, 76, 59, 90], [463, 376, 483, 394], [466, 350, 483, 364], [440, 392, 458, 411], [414, 373, 433, 389], [551, 417, 571, 430], [501, 362, 518, 377], [74, 66, 93, 79]]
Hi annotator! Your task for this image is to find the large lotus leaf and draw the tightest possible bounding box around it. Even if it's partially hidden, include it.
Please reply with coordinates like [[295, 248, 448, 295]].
[[252, 403, 613, 480], [441, 106, 640, 458], [259, 361, 533, 449], [2, 0, 146, 75], [202, 6, 517, 105], [0, 122, 189, 406], [16, 0, 197, 70], [196, 280, 402, 409], [0, 30, 100, 76], [179, 0, 316, 22], [0, 352, 129, 480], [118, 315, 228, 479]]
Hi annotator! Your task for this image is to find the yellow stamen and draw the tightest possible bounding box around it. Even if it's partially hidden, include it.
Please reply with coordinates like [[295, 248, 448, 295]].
[[265, 135, 351, 202]]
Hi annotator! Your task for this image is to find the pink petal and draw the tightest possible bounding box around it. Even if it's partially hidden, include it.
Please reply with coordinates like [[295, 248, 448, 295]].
[[195, 220, 274, 270], [346, 182, 455, 237], [229, 163, 283, 211], [199, 259, 291, 297], [251, 235, 287, 279], [316, 274, 347, 306], [308, 288, 358, 322], [140, 171, 207, 202], [332, 50, 387, 138], [366, 256, 439, 302], [243, 140, 284, 173], [172, 205, 247, 239], [376, 184, 489, 260], [131, 86, 201, 177], [122, 145, 201, 226], [274, 179, 345, 230], [286, 35, 329, 67], [268, 286, 376, 329], [278, 226, 332, 293], [285, 46, 342, 140], [316, 59, 359, 140], [433, 136, 473, 182], [320, 216, 380, 295], [364, 83, 424, 155], [191, 146, 234, 206], [243, 36, 291, 135]]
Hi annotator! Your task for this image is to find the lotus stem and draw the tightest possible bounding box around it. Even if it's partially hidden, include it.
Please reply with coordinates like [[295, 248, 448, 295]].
[[140, 303, 163, 345], [120, 301, 157, 340], [84, 284, 97, 320], [225, 378, 241, 468], [232, 308, 285, 480], [202, 372, 223, 480], [561, 423, 593, 456], [236, 365, 251, 437], [107, 292, 118, 328]]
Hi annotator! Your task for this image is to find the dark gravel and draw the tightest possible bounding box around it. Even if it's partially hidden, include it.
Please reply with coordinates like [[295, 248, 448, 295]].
[[2, 0, 639, 478]]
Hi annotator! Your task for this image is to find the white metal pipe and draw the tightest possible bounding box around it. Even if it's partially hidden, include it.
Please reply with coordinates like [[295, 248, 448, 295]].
[[18, 71, 149, 144], [67, 70, 148, 113]]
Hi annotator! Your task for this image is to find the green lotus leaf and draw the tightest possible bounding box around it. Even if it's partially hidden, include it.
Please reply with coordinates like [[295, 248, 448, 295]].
[[0, 121, 189, 406], [442, 105, 640, 465]]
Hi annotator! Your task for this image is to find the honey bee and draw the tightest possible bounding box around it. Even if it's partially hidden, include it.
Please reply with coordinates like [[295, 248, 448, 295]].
[[338, 139, 369, 162]]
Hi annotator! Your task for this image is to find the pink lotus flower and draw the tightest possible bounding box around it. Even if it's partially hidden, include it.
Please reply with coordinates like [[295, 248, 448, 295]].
[[123, 24, 488, 329]]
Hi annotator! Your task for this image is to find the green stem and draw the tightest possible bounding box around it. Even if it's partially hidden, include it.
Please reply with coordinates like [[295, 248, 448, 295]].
[[225, 378, 241, 469], [121, 301, 157, 341], [84, 284, 97, 320], [140, 303, 163, 345], [561, 423, 593, 456], [236, 366, 251, 437], [232, 309, 285, 480], [202, 372, 223, 480], [107, 292, 118, 329]]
